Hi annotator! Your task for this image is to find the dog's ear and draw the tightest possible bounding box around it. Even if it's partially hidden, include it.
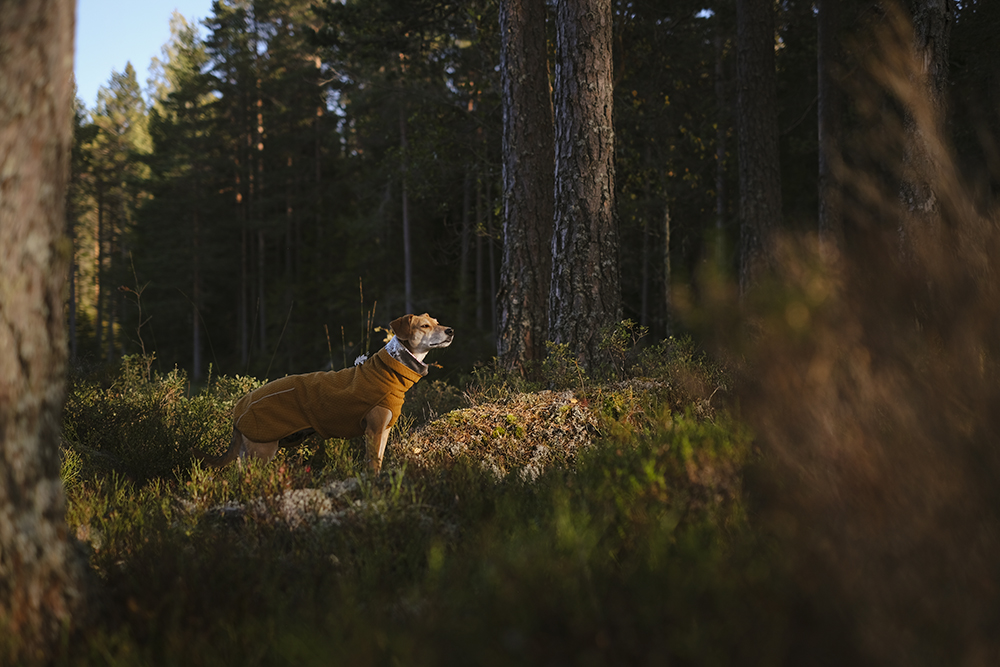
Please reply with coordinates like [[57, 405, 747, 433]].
[[390, 314, 415, 341]]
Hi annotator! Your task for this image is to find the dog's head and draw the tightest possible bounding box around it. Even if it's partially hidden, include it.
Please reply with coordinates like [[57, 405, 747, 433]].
[[390, 313, 454, 355]]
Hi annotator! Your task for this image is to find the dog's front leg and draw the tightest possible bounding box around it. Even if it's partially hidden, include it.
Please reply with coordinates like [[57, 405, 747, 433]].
[[363, 405, 394, 474]]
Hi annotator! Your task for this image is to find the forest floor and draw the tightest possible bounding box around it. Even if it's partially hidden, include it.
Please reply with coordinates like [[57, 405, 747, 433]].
[[55, 342, 790, 666]]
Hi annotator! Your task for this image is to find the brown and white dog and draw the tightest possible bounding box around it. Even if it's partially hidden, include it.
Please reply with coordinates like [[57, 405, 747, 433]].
[[205, 313, 453, 474]]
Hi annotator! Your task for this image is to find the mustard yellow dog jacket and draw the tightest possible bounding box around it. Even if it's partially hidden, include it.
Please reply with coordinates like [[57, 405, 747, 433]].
[[232, 347, 425, 442]]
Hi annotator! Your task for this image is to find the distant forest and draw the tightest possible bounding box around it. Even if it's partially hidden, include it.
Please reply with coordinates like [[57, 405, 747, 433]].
[[68, 0, 1000, 381]]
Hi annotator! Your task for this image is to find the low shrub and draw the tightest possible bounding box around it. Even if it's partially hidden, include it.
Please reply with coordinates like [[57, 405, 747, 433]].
[[53, 332, 785, 666]]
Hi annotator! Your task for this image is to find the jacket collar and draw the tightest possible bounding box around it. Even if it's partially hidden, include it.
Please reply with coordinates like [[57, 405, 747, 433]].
[[384, 336, 429, 376]]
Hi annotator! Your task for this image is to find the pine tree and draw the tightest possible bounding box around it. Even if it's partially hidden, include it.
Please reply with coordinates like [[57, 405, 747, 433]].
[[548, 0, 621, 371], [81, 64, 151, 360], [496, 0, 554, 373], [142, 14, 222, 378]]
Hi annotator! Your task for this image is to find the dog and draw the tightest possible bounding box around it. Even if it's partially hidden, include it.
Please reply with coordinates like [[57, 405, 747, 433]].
[[204, 313, 453, 474]]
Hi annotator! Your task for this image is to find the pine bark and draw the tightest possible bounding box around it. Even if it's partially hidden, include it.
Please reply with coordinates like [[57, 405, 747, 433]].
[[0, 0, 86, 662], [497, 0, 555, 372], [736, 0, 782, 295], [549, 0, 621, 372]]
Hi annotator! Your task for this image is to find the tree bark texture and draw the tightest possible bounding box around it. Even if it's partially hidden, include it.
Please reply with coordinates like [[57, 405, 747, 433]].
[[0, 0, 85, 662], [497, 0, 555, 372], [736, 0, 782, 295], [549, 0, 621, 372], [899, 0, 952, 230]]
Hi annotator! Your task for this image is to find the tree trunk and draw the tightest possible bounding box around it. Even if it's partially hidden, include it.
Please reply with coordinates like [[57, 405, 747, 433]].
[[475, 172, 485, 331], [459, 167, 473, 329], [400, 108, 413, 314], [641, 220, 649, 328], [68, 213, 78, 363], [496, 0, 555, 372], [95, 185, 104, 354], [662, 201, 673, 336], [106, 288, 116, 363], [899, 0, 952, 234], [486, 174, 497, 340], [817, 0, 844, 250], [0, 1, 86, 662], [239, 202, 249, 369], [192, 210, 202, 381], [549, 0, 621, 372], [736, 0, 782, 295], [257, 230, 267, 355], [640, 145, 652, 329], [714, 29, 729, 270]]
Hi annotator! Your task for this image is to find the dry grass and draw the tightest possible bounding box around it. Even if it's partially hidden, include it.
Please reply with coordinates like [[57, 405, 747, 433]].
[[395, 388, 597, 481]]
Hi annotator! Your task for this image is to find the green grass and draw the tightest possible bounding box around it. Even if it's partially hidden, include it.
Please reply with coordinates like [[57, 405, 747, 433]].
[[55, 346, 788, 666]]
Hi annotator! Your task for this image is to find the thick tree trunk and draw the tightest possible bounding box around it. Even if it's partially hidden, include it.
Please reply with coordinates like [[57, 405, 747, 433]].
[[496, 0, 555, 372], [549, 0, 621, 372], [0, 1, 86, 663], [736, 0, 782, 295]]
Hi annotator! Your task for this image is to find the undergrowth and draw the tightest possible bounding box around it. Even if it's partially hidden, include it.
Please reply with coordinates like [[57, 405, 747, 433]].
[[52, 333, 780, 666]]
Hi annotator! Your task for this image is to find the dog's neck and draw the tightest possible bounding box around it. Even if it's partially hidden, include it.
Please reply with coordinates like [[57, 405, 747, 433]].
[[385, 335, 429, 376]]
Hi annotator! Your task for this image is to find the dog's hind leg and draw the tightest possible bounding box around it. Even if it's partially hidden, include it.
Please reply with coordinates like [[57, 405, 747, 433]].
[[363, 405, 394, 474], [203, 428, 244, 468], [204, 429, 280, 468]]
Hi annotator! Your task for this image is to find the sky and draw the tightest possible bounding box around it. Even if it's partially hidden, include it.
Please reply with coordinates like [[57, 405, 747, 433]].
[[75, 0, 216, 109]]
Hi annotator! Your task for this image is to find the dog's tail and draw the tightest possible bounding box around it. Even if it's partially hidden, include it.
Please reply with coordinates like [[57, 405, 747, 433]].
[[191, 429, 242, 468]]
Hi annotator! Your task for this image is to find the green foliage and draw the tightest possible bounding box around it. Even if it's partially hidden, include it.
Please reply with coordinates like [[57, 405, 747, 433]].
[[597, 318, 649, 379], [410, 416, 774, 667], [51, 337, 790, 666], [540, 340, 589, 391], [63, 354, 259, 482]]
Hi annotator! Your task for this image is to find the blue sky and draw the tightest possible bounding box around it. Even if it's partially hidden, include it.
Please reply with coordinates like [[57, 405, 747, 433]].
[[75, 0, 215, 109]]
